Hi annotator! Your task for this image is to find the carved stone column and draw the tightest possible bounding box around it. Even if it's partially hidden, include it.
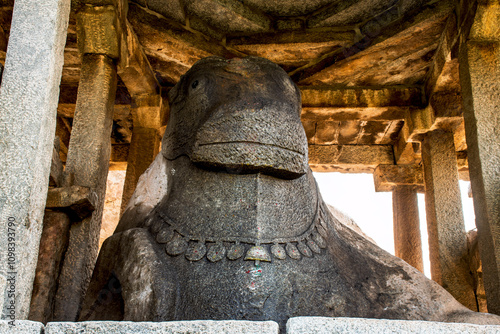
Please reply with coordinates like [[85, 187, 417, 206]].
[[459, 0, 500, 315], [0, 0, 70, 319], [392, 185, 424, 273], [52, 5, 118, 321], [421, 130, 476, 310]]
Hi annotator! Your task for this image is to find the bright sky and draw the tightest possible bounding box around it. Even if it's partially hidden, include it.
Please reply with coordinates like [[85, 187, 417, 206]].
[[314, 172, 476, 278]]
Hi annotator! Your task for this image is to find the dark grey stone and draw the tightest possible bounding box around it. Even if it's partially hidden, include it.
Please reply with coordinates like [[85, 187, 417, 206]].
[[81, 56, 500, 333]]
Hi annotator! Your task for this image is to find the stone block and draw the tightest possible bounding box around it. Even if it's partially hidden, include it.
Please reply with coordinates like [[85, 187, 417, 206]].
[[0, 320, 44, 333], [77, 5, 119, 59], [286, 317, 500, 334], [45, 320, 279, 333]]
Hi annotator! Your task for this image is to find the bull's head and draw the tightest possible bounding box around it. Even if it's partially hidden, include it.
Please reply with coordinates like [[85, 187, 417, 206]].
[[162, 56, 308, 179]]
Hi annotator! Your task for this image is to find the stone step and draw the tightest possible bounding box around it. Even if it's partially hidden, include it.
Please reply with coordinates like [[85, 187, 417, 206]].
[[2, 318, 500, 333]]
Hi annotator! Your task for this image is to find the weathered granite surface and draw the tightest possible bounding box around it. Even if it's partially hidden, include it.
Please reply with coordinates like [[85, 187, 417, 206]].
[[45, 320, 279, 333], [287, 317, 500, 334], [0, 0, 70, 319], [81, 57, 500, 333], [0, 320, 43, 333]]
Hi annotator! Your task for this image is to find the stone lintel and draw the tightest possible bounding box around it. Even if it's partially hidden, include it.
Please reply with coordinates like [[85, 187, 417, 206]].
[[309, 144, 394, 173], [45, 186, 97, 220], [77, 5, 119, 59], [300, 86, 423, 109], [373, 164, 423, 192], [301, 106, 409, 122], [57, 103, 130, 119]]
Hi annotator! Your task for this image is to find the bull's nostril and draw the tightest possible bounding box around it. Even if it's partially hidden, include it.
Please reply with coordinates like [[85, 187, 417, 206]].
[[191, 80, 199, 89]]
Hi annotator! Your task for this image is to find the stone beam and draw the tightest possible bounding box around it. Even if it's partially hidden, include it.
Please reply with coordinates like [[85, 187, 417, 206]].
[[0, 0, 70, 319], [458, 0, 500, 315], [373, 165, 423, 192], [290, 0, 453, 83], [309, 144, 394, 173], [300, 86, 423, 109], [421, 130, 476, 311], [52, 4, 118, 321], [423, 12, 459, 98]]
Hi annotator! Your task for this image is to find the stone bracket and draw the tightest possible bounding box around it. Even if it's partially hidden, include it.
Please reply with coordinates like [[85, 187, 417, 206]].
[[131, 93, 169, 129], [45, 185, 97, 220], [373, 164, 424, 193]]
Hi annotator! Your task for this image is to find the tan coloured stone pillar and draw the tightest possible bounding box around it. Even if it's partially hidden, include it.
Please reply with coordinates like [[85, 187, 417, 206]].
[[120, 95, 163, 214], [459, 0, 500, 315], [421, 130, 476, 310], [52, 5, 119, 321], [392, 186, 424, 273], [0, 0, 70, 319]]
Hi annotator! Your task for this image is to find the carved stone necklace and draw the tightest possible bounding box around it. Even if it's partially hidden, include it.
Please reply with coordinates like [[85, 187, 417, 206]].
[[140, 188, 331, 265]]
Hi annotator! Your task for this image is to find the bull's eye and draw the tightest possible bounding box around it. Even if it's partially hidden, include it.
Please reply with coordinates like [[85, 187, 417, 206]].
[[191, 80, 199, 89]]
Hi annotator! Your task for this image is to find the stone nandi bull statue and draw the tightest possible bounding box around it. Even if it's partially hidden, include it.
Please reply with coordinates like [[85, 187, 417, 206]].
[[80, 56, 500, 330]]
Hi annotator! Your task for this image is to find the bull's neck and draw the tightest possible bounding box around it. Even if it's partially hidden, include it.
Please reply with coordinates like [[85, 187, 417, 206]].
[[157, 156, 318, 242]]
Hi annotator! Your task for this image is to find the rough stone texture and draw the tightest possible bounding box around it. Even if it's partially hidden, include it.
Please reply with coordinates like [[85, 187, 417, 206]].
[[29, 211, 71, 323], [286, 317, 500, 334], [116, 153, 168, 233], [421, 130, 476, 311], [120, 124, 160, 216], [45, 320, 278, 333], [82, 57, 500, 333], [100, 170, 126, 249], [0, 0, 70, 319], [373, 165, 423, 192], [301, 3, 451, 86], [45, 186, 96, 221], [392, 186, 424, 273], [52, 54, 117, 321], [459, 0, 500, 315], [467, 230, 488, 313], [0, 320, 43, 333]]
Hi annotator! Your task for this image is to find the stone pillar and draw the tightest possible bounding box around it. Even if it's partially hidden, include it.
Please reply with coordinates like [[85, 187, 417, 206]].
[[52, 5, 118, 321], [0, 0, 70, 319], [28, 211, 71, 323], [120, 96, 162, 214], [459, 0, 500, 315], [421, 130, 476, 310], [392, 186, 424, 273]]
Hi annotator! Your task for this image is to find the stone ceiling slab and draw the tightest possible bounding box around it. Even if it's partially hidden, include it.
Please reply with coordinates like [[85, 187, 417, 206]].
[[300, 11, 448, 86]]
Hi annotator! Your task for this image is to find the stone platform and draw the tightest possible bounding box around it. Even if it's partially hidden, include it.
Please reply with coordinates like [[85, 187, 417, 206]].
[[2, 318, 500, 333]]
